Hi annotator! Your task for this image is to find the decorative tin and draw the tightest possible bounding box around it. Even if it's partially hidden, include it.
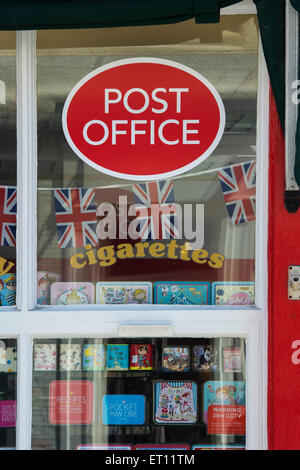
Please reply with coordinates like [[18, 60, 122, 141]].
[[0, 274, 16, 307], [33, 343, 57, 371], [106, 344, 129, 371], [203, 381, 246, 435], [154, 282, 210, 305], [193, 345, 218, 371], [154, 381, 197, 424], [83, 344, 105, 371], [134, 444, 190, 450], [162, 346, 189, 372], [59, 344, 81, 371], [96, 282, 152, 304], [192, 444, 245, 450], [0, 401, 16, 428], [212, 282, 255, 305], [49, 380, 94, 425], [0, 347, 17, 373], [223, 347, 243, 373], [50, 282, 94, 305], [37, 271, 62, 305], [130, 344, 153, 370], [102, 394, 146, 425], [77, 444, 132, 450]]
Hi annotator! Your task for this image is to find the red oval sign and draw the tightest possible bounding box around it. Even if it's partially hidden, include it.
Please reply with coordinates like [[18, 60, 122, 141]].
[[62, 58, 225, 181]]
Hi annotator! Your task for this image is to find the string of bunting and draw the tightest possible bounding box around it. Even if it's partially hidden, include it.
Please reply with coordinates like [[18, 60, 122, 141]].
[[0, 161, 255, 248]]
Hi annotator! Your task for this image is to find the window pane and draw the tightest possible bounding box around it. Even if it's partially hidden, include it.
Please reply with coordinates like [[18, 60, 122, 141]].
[[37, 17, 258, 307], [0, 33, 16, 308], [32, 337, 246, 450], [0, 339, 17, 449]]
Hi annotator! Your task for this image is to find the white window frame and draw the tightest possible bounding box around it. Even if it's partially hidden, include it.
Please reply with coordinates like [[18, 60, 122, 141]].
[[0, 0, 268, 450]]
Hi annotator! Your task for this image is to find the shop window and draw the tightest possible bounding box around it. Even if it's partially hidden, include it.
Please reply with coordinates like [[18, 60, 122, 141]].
[[0, 33, 16, 308], [36, 15, 258, 308], [32, 337, 246, 451], [0, 339, 17, 449]]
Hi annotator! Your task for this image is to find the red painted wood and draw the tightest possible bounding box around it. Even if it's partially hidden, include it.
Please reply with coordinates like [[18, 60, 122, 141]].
[[268, 90, 300, 449]]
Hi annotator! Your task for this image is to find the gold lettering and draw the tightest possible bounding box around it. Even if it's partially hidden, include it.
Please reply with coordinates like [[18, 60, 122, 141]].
[[97, 245, 117, 267], [84, 244, 98, 265], [135, 242, 149, 257], [117, 243, 135, 259], [148, 242, 165, 258], [69, 253, 87, 269], [0, 257, 14, 276], [208, 253, 225, 269], [191, 249, 208, 264]]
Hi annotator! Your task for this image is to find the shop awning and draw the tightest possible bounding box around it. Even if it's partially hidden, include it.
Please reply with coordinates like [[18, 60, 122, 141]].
[[0, 0, 285, 123], [0, 0, 285, 124], [0, 0, 296, 206], [0, 1, 243, 30]]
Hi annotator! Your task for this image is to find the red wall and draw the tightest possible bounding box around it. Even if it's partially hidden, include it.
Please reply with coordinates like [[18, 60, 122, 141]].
[[268, 91, 300, 449]]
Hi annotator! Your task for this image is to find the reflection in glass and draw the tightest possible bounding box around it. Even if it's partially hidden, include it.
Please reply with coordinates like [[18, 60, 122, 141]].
[[32, 337, 246, 450], [0, 33, 16, 308], [37, 17, 258, 307], [0, 339, 17, 449]]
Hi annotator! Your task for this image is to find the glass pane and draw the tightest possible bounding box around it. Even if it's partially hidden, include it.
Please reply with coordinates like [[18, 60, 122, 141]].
[[0, 339, 17, 449], [32, 337, 246, 450], [0, 33, 16, 308], [37, 17, 258, 307]]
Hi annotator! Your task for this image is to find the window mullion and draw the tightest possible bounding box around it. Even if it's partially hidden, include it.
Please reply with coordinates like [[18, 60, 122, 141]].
[[16, 30, 37, 312], [16, 30, 37, 451], [16, 335, 33, 450]]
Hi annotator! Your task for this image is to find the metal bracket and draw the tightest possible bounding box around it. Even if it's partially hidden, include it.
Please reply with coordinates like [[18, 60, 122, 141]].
[[288, 265, 300, 299], [285, 190, 300, 212]]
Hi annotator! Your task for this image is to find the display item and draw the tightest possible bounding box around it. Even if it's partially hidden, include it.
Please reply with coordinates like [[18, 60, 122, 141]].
[[203, 381, 246, 435], [77, 444, 132, 450], [49, 380, 94, 425], [155, 282, 210, 305], [223, 347, 243, 373], [0, 347, 17, 372], [51, 282, 94, 305], [212, 282, 255, 305], [130, 344, 153, 370], [193, 345, 218, 371], [59, 344, 81, 371], [102, 394, 146, 425], [0, 274, 16, 306], [0, 401, 16, 428], [192, 444, 245, 450], [162, 346, 189, 372], [107, 344, 129, 371], [96, 282, 152, 304], [134, 444, 190, 450], [33, 343, 57, 371], [83, 344, 105, 371], [37, 271, 61, 305], [154, 381, 197, 424]]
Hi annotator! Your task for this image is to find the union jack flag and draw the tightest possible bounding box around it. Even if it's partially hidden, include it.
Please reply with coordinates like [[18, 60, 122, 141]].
[[54, 188, 98, 248], [218, 162, 256, 225], [0, 186, 17, 247], [132, 180, 179, 240]]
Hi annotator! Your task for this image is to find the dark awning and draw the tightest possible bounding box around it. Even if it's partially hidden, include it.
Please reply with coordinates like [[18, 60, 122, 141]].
[[0, 0, 294, 195], [0, 1, 244, 30]]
